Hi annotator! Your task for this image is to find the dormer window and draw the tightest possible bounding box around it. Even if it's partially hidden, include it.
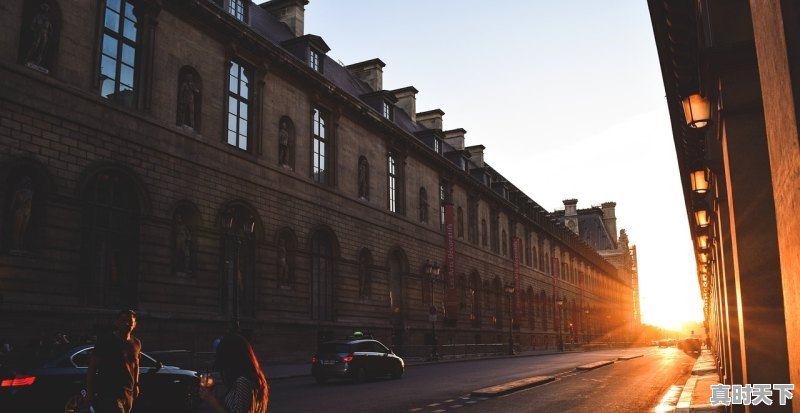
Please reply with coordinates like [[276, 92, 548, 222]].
[[309, 50, 321, 72], [434, 138, 441, 154], [382, 101, 391, 120], [228, 0, 246, 22]]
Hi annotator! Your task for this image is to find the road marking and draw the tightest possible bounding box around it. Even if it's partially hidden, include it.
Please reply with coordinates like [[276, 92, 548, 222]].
[[428, 403, 441, 407], [444, 399, 455, 402]]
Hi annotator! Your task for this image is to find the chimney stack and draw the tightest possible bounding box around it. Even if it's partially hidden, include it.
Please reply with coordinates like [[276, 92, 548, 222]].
[[601, 202, 618, 244], [443, 128, 466, 151], [261, 0, 309, 38], [466, 145, 485, 167], [392, 87, 418, 122], [563, 199, 579, 235], [346, 58, 385, 91], [417, 109, 444, 130]]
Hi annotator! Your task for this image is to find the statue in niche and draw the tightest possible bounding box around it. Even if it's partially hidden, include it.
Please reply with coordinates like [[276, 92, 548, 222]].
[[10, 176, 34, 251], [174, 213, 192, 275], [357, 159, 368, 199], [276, 237, 289, 286], [24, 3, 53, 72], [178, 73, 201, 128], [278, 119, 290, 167]]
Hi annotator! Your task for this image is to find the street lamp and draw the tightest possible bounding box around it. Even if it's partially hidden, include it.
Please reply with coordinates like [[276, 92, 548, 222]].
[[424, 260, 440, 360], [504, 283, 515, 355], [223, 208, 255, 333], [681, 93, 711, 129], [556, 298, 564, 351]]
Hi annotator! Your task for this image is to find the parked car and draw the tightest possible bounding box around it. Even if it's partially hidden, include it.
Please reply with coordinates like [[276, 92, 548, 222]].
[[679, 337, 703, 355], [657, 338, 677, 347], [311, 338, 404, 384], [0, 344, 199, 413]]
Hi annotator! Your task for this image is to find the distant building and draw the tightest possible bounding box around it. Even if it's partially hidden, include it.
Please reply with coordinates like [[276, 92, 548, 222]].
[[649, 0, 800, 406], [1, 0, 631, 360]]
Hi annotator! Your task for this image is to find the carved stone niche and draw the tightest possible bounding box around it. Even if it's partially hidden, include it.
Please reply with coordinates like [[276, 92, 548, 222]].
[[2, 163, 49, 255], [277, 116, 295, 170], [172, 203, 200, 277], [176, 66, 203, 131], [275, 228, 296, 288], [17, 0, 61, 74]]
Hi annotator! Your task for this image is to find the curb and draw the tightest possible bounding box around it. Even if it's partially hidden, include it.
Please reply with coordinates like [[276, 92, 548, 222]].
[[617, 354, 644, 361], [471, 376, 555, 397], [575, 360, 615, 371]]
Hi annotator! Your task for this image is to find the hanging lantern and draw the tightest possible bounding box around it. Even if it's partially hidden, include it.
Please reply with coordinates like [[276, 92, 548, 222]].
[[695, 209, 710, 228], [682, 94, 711, 128], [690, 169, 709, 193], [697, 234, 709, 250]]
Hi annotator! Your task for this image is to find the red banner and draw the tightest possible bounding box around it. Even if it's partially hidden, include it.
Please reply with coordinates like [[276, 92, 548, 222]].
[[444, 204, 458, 319], [512, 237, 521, 317]]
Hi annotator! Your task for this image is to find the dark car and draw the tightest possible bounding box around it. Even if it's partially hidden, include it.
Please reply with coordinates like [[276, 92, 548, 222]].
[[0, 345, 199, 413], [679, 337, 703, 355], [311, 338, 404, 384]]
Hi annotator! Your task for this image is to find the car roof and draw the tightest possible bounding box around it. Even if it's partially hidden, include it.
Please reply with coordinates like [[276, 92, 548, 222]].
[[321, 339, 382, 345]]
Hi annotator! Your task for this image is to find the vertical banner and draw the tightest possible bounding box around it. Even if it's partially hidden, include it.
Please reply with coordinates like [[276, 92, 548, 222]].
[[444, 204, 458, 319], [512, 237, 521, 318]]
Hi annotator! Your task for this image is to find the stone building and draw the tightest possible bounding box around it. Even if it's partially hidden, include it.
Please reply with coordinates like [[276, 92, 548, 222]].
[[554, 200, 640, 342], [1, 0, 631, 360], [649, 0, 800, 411]]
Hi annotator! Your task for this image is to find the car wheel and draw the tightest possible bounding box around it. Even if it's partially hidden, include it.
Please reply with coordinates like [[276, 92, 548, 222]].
[[353, 367, 367, 384], [314, 374, 329, 384], [391, 364, 403, 379]]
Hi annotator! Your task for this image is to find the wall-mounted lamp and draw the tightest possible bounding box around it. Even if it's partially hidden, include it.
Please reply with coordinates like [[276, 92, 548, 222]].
[[424, 260, 441, 278], [699, 252, 709, 264], [682, 94, 711, 129], [695, 209, 710, 228], [690, 169, 709, 194], [697, 234, 709, 250]]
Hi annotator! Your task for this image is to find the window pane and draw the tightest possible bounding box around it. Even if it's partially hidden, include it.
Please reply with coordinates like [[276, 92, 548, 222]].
[[119, 64, 134, 88], [228, 97, 237, 115], [228, 113, 237, 132], [240, 78, 248, 98], [100, 55, 117, 80], [124, 1, 136, 19], [121, 44, 135, 66], [227, 129, 237, 146], [229, 73, 237, 93], [101, 78, 116, 98], [123, 18, 137, 41], [104, 9, 120, 32], [239, 118, 247, 136], [239, 102, 248, 120], [107, 0, 121, 12], [238, 133, 247, 150], [102, 34, 118, 58]]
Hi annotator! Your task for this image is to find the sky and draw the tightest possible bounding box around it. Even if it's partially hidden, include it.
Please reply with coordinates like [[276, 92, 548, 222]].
[[288, 0, 703, 329]]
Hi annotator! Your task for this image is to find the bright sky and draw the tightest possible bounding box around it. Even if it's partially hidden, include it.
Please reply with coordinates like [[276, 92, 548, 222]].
[[292, 0, 704, 329]]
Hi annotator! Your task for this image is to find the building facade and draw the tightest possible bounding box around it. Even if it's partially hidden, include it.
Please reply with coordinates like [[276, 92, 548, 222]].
[[649, 0, 800, 411], [2, 0, 632, 361]]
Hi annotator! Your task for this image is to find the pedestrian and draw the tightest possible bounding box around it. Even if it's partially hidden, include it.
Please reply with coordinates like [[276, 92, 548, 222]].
[[200, 333, 268, 413], [85, 309, 141, 413]]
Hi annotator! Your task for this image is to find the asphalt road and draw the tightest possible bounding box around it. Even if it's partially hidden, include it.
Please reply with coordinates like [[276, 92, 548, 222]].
[[259, 347, 695, 413]]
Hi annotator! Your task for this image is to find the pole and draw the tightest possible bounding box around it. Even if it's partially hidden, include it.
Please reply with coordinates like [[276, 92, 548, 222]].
[[508, 292, 514, 355]]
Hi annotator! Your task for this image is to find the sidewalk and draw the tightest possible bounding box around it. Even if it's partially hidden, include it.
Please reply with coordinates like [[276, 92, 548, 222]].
[[674, 350, 724, 413]]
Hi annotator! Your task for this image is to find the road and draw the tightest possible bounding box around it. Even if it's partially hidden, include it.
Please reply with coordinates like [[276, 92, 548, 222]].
[[255, 347, 695, 413]]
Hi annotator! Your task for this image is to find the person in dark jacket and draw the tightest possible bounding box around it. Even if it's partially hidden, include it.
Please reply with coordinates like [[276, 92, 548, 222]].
[[86, 310, 141, 413]]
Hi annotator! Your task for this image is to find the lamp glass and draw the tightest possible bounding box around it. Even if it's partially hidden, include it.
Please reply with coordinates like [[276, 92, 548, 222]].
[[698, 235, 709, 250], [682, 94, 711, 128], [695, 209, 710, 228], [690, 170, 709, 193]]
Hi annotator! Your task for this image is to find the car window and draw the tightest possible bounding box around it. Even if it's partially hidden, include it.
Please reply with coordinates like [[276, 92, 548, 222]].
[[71, 348, 92, 367], [373, 342, 390, 354], [319, 343, 351, 354]]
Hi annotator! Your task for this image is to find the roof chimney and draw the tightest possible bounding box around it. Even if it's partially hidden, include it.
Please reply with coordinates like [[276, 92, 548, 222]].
[[443, 129, 466, 151], [261, 0, 309, 38], [563, 199, 579, 235], [466, 145, 485, 167], [392, 87, 418, 122], [417, 109, 444, 130], [601, 202, 618, 244], [346, 58, 385, 91]]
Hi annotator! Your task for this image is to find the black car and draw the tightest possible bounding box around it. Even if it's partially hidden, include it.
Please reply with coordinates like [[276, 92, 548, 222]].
[[311, 338, 404, 384], [0, 344, 199, 413]]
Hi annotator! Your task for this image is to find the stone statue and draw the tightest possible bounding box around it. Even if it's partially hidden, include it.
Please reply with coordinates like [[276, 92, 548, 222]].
[[24, 3, 53, 71], [278, 119, 290, 166], [174, 213, 192, 274], [178, 73, 200, 128], [357, 159, 368, 198], [10, 176, 34, 251], [276, 237, 289, 286]]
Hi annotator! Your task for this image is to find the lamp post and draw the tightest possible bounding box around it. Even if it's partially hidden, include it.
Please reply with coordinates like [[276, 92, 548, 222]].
[[425, 260, 440, 360], [584, 309, 590, 343], [504, 283, 515, 355], [223, 209, 255, 333], [556, 298, 564, 352]]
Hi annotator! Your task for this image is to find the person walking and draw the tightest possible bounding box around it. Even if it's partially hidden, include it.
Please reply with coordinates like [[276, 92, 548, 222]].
[[200, 333, 268, 413], [85, 310, 141, 413]]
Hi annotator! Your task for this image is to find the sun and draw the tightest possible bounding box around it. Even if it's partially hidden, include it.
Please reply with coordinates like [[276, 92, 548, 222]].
[[640, 292, 704, 331]]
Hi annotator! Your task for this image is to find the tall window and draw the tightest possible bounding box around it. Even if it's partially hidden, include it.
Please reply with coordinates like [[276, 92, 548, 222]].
[[309, 50, 320, 72], [382, 101, 391, 119], [100, 0, 138, 107], [439, 183, 446, 231], [388, 153, 398, 212], [227, 61, 249, 150], [312, 108, 327, 183], [228, 0, 245, 21], [310, 231, 334, 321]]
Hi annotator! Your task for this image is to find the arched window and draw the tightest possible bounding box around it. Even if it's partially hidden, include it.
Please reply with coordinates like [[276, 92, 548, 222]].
[[310, 230, 336, 320], [83, 169, 141, 307], [418, 187, 428, 223], [312, 108, 328, 183], [220, 205, 257, 318]]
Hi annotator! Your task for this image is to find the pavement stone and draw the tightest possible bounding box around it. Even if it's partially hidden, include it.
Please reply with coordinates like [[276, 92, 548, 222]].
[[471, 376, 555, 397], [617, 354, 644, 361], [575, 360, 616, 370]]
